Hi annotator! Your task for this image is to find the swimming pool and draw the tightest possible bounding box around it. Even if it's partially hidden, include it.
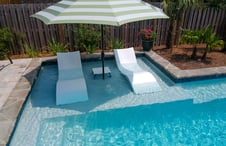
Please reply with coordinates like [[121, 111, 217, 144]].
[[9, 57, 226, 145]]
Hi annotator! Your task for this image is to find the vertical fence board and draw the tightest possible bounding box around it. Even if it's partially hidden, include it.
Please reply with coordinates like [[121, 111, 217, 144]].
[[196, 9, 202, 30], [217, 9, 226, 38], [200, 8, 207, 28], [22, 4, 32, 48], [212, 9, 219, 33]]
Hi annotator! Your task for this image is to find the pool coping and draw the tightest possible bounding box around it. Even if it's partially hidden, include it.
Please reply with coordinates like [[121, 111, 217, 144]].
[[1, 50, 226, 145], [144, 51, 226, 82]]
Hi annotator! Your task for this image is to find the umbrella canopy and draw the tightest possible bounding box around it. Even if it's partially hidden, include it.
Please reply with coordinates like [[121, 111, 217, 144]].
[[31, 0, 169, 79]]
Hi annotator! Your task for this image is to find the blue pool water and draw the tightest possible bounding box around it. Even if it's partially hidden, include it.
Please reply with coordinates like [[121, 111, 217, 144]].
[[10, 57, 226, 145]]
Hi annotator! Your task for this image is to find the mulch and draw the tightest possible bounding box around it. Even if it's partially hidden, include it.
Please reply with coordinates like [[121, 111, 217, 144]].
[[153, 45, 226, 70]]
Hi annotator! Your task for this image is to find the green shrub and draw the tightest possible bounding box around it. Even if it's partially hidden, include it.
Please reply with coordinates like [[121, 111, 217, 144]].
[[181, 29, 205, 59], [74, 24, 101, 53], [0, 27, 13, 53], [48, 38, 66, 55], [13, 31, 26, 54], [84, 44, 97, 54], [109, 39, 124, 49], [0, 55, 6, 60], [24, 44, 40, 58]]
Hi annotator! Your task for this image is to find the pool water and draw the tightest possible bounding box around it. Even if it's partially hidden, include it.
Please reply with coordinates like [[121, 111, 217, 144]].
[[36, 100, 226, 146], [9, 57, 226, 145]]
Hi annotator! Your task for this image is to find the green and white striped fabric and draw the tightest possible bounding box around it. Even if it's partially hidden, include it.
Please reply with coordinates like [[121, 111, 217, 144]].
[[31, 0, 169, 26]]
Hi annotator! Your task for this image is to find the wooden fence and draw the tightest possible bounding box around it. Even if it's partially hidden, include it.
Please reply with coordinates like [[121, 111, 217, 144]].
[[0, 3, 226, 55], [0, 0, 60, 4]]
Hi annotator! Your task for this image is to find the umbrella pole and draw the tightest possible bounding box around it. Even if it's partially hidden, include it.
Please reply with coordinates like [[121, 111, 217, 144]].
[[101, 24, 105, 79]]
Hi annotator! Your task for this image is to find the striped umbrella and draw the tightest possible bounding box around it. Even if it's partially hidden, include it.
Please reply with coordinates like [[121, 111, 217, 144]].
[[32, 0, 168, 79]]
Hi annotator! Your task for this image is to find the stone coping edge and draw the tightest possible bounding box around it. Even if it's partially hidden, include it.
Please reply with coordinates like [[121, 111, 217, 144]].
[[144, 51, 226, 82]]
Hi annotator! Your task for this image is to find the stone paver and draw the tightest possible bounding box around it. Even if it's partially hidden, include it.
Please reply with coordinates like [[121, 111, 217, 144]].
[[0, 58, 41, 146], [1, 51, 226, 146], [0, 59, 31, 109]]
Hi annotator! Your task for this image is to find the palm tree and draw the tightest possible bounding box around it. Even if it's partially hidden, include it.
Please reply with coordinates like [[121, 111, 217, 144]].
[[201, 26, 224, 61], [180, 29, 203, 59], [162, 0, 199, 50], [180, 26, 225, 61]]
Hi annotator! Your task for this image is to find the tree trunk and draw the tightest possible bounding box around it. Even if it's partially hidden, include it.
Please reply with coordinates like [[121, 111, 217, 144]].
[[166, 19, 177, 51], [201, 51, 207, 61], [191, 46, 197, 59], [6, 53, 13, 64], [176, 10, 185, 46], [201, 45, 209, 61]]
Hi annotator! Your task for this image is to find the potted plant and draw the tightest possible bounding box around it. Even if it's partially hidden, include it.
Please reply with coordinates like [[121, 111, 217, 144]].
[[138, 28, 157, 51]]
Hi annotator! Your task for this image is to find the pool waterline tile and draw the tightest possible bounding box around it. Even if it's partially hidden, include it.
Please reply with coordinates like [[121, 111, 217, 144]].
[[1, 52, 226, 145]]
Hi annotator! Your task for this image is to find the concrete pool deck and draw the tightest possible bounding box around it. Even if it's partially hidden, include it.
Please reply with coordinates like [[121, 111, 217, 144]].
[[1, 51, 226, 145]]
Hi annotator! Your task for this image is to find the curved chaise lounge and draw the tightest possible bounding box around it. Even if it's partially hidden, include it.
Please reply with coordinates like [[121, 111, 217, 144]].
[[114, 47, 161, 94], [56, 51, 88, 105]]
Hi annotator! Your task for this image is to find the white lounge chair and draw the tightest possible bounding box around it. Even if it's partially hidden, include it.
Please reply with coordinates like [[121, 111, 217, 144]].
[[56, 51, 88, 105], [114, 47, 161, 94]]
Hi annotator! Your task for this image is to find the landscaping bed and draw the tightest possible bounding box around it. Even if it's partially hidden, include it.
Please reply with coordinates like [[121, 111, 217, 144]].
[[154, 45, 226, 70]]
